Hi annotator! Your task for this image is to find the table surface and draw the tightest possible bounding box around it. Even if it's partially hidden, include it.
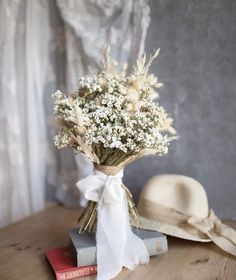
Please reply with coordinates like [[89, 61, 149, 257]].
[[0, 204, 236, 280]]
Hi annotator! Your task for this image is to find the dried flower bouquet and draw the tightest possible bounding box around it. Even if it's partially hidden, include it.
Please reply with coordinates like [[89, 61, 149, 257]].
[[52, 47, 176, 233]]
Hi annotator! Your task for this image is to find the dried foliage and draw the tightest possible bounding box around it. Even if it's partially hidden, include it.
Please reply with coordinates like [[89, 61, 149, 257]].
[[52, 47, 176, 167]]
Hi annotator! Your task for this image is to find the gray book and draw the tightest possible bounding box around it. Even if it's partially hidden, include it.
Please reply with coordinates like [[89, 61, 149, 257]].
[[69, 228, 168, 267]]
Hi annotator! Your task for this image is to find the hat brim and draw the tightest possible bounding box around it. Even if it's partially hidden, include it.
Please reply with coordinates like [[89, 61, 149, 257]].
[[137, 216, 211, 242]]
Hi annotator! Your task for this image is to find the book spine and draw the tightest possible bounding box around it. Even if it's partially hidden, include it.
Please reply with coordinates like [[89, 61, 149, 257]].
[[56, 265, 97, 280], [77, 247, 96, 267]]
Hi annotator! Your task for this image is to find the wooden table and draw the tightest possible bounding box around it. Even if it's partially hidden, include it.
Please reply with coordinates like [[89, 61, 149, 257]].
[[0, 204, 236, 280]]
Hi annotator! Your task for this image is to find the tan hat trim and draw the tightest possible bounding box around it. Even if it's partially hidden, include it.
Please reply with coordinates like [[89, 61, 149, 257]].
[[138, 197, 236, 256]]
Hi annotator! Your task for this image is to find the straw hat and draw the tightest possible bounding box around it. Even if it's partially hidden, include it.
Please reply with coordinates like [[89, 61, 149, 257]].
[[138, 174, 236, 256]]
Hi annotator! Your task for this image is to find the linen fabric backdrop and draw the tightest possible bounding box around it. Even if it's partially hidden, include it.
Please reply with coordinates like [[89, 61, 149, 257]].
[[0, 0, 150, 227]]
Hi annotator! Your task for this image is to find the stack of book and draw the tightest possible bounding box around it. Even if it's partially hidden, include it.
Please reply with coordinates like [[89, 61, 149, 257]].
[[46, 228, 168, 280]]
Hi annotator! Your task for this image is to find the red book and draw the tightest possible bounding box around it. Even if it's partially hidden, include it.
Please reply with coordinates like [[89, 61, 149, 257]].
[[46, 247, 97, 280]]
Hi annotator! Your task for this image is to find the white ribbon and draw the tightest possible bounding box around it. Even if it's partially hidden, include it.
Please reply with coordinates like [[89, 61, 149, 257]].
[[76, 169, 149, 280]]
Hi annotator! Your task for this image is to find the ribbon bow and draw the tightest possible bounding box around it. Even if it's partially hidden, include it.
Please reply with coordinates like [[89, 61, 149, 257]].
[[77, 169, 149, 280], [188, 209, 236, 255]]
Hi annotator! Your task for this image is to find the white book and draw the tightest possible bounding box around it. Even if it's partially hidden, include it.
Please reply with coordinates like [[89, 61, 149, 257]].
[[69, 228, 168, 267]]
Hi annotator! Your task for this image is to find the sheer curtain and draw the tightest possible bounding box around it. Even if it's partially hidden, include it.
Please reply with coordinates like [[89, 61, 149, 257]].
[[0, 0, 150, 227], [0, 0, 50, 227]]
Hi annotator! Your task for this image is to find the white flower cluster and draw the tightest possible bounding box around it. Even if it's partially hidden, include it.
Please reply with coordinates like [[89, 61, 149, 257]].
[[53, 70, 175, 156], [54, 128, 72, 149], [79, 76, 103, 94], [52, 48, 176, 161]]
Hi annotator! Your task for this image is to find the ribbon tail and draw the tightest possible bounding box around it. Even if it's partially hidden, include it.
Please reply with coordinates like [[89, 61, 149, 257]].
[[123, 198, 149, 269], [207, 228, 236, 256], [96, 202, 124, 280], [208, 211, 236, 256], [96, 192, 149, 280], [123, 224, 150, 270]]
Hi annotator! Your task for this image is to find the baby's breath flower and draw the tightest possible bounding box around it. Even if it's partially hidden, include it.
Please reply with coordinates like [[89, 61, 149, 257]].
[[52, 48, 176, 157], [54, 129, 72, 149]]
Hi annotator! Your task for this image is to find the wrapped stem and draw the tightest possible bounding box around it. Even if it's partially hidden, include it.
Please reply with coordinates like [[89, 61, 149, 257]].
[[78, 183, 140, 233]]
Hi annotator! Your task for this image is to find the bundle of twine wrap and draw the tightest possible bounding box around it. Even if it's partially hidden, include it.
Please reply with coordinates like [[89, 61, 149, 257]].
[[77, 164, 140, 233]]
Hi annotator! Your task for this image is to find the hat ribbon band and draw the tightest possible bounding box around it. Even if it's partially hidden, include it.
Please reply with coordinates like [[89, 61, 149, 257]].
[[138, 197, 236, 256]]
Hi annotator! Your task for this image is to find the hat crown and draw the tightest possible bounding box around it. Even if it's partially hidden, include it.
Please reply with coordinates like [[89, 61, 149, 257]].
[[140, 174, 209, 218]]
